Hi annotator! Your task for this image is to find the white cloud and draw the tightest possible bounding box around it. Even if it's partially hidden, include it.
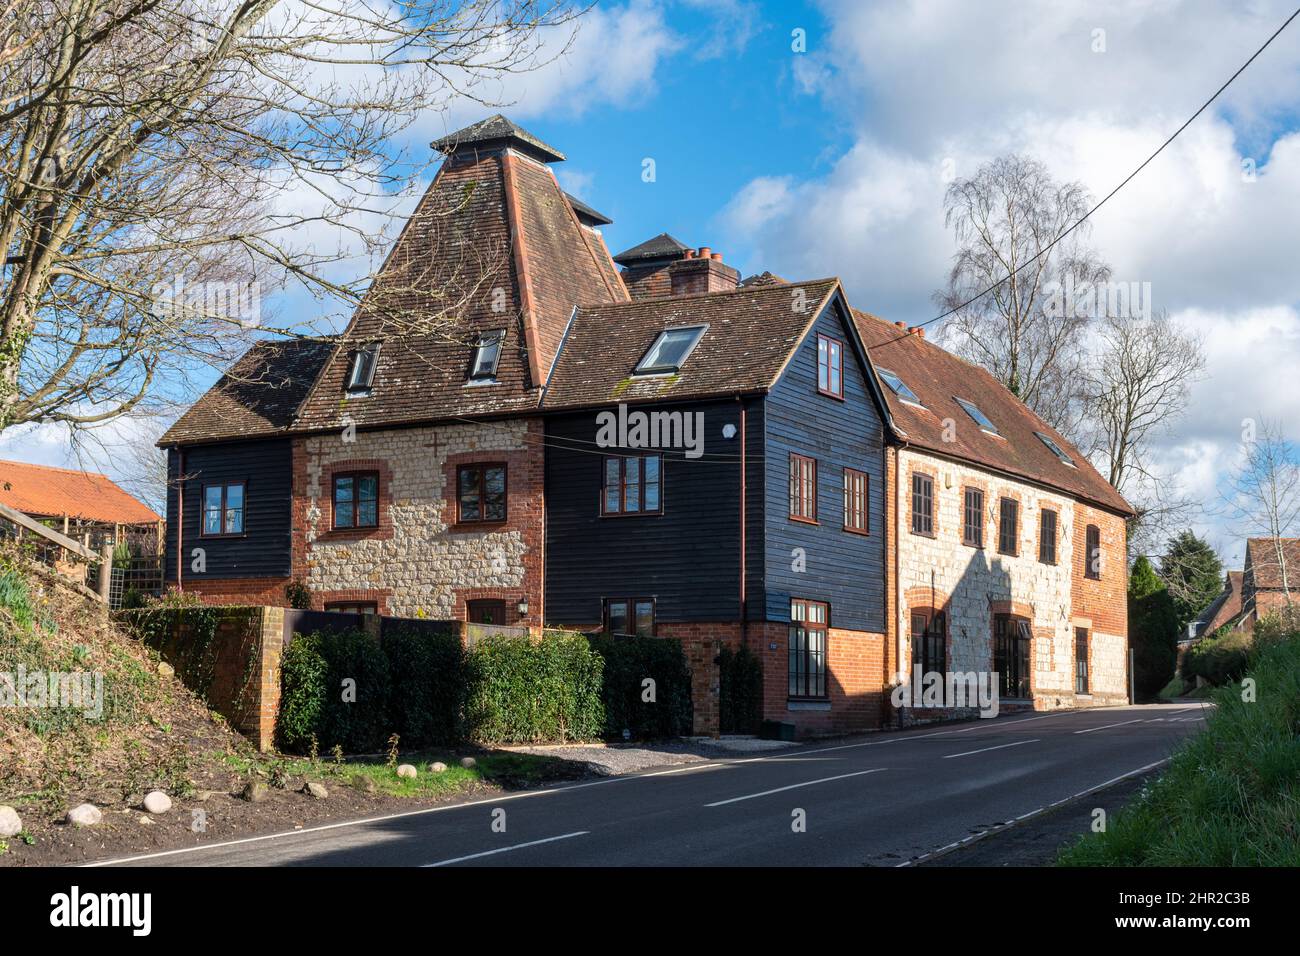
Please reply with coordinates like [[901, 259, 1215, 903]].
[[723, 0, 1300, 563]]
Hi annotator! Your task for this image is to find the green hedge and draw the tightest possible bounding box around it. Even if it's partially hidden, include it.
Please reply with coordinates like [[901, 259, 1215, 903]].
[[1182, 626, 1251, 686], [277, 627, 696, 752], [719, 645, 762, 734], [277, 628, 391, 753], [588, 634, 694, 739], [465, 632, 605, 743], [385, 626, 466, 747]]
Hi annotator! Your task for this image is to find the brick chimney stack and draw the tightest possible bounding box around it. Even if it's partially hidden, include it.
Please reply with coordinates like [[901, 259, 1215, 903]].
[[667, 247, 740, 296], [612, 234, 740, 299]]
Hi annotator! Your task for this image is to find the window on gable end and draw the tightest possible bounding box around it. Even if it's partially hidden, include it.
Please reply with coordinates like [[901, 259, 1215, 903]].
[[817, 334, 844, 398]]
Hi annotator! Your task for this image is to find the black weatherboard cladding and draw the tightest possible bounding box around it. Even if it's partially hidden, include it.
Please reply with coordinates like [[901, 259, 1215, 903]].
[[165, 439, 293, 582]]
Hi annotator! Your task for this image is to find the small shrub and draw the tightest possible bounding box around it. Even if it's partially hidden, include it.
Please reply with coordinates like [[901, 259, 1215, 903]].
[[588, 634, 693, 739], [1184, 627, 1251, 686], [284, 580, 312, 610], [384, 626, 465, 747], [465, 632, 604, 743], [719, 645, 762, 734]]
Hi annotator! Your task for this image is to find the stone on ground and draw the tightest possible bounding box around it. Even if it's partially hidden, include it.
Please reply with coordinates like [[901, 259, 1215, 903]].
[[67, 804, 102, 827], [143, 790, 172, 814], [0, 805, 21, 838], [396, 764, 418, 779]]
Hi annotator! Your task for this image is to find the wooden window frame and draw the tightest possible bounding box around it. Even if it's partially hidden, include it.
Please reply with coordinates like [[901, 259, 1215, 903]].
[[600, 454, 663, 517], [324, 601, 378, 615], [604, 597, 656, 637], [332, 470, 380, 530], [789, 598, 829, 700], [199, 481, 246, 538], [1085, 524, 1102, 580], [842, 467, 870, 535], [789, 453, 818, 524], [1075, 626, 1090, 695], [910, 607, 947, 677], [910, 472, 934, 537], [816, 333, 845, 399], [457, 463, 508, 524], [1039, 508, 1058, 565], [994, 613, 1033, 699], [997, 496, 1019, 556], [962, 487, 984, 548]]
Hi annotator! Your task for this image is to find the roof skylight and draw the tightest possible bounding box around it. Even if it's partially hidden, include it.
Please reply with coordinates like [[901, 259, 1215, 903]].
[[345, 343, 379, 394], [877, 367, 922, 405], [1035, 431, 1076, 466], [469, 330, 504, 381], [955, 396, 998, 435], [634, 325, 707, 375]]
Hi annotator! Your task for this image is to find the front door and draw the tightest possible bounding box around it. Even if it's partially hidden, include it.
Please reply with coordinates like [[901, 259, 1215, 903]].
[[994, 614, 1031, 698], [467, 599, 507, 625]]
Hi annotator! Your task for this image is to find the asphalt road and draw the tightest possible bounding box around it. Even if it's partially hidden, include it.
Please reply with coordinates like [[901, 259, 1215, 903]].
[[93, 703, 1211, 867]]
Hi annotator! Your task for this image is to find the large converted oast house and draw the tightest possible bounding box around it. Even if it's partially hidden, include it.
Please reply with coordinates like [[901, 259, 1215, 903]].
[[161, 116, 1134, 735]]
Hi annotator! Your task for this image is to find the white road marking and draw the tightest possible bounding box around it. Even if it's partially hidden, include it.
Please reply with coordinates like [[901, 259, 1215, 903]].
[[898, 758, 1171, 866], [83, 706, 1177, 867], [705, 768, 887, 807], [941, 739, 1038, 759], [422, 831, 589, 867], [1073, 718, 1146, 735]]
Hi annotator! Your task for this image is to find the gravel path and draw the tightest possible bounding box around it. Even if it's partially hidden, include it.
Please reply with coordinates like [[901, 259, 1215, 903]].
[[511, 736, 798, 776]]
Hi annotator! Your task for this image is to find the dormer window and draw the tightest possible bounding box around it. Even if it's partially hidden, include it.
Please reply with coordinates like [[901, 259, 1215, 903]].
[[877, 367, 922, 405], [469, 330, 505, 381], [345, 343, 379, 394], [634, 325, 707, 375], [1035, 431, 1076, 466], [955, 396, 998, 435]]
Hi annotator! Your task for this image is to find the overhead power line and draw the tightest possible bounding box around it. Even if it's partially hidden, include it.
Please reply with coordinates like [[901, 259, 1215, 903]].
[[870, 4, 1300, 350]]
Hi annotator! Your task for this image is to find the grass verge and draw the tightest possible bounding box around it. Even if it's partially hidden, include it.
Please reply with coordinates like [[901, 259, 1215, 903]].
[[1058, 634, 1300, 866]]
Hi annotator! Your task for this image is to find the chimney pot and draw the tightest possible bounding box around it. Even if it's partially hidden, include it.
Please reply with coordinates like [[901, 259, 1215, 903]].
[[698, 246, 711, 259], [710, 252, 722, 261]]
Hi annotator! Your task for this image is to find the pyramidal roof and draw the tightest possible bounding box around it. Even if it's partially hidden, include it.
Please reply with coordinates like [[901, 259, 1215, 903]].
[[612, 232, 691, 265], [431, 114, 566, 164], [165, 117, 625, 444]]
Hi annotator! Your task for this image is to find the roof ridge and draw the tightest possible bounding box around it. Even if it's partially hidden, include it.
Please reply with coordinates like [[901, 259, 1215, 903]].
[[579, 276, 839, 311], [0, 459, 111, 480]]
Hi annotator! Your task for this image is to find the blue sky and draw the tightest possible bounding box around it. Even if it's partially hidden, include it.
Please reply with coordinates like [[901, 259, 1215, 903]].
[[5, 0, 1300, 569]]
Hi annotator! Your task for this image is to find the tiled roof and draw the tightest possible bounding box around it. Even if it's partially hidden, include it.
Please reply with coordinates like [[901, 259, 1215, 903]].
[[431, 114, 565, 163], [1246, 539, 1300, 590], [0, 459, 161, 524], [612, 233, 691, 265], [564, 192, 612, 227], [282, 141, 626, 435], [852, 310, 1133, 515], [159, 338, 334, 445], [541, 279, 840, 410], [1193, 570, 1244, 637]]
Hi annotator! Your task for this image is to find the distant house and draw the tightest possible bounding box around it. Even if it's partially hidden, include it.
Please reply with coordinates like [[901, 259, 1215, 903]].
[[1241, 538, 1298, 628], [0, 459, 163, 555], [1184, 570, 1244, 643]]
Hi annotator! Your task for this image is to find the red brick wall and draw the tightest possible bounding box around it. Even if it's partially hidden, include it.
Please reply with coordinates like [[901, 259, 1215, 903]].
[[748, 621, 888, 737], [1071, 502, 1128, 638], [178, 576, 290, 606]]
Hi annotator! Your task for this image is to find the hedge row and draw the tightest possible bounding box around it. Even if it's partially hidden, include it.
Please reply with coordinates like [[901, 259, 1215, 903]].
[[277, 628, 694, 753], [1181, 626, 1251, 686]]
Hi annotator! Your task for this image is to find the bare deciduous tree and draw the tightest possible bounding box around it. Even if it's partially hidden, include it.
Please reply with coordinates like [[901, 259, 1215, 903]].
[[0, 0, 583, 433], [1222, 421, 1299, 606], [935, 154, 1113, 432], [1081, 308, 1206, 491]]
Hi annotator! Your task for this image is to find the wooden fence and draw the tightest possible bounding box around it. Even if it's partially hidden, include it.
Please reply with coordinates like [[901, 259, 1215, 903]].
[[0, 500, 113, 602]]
